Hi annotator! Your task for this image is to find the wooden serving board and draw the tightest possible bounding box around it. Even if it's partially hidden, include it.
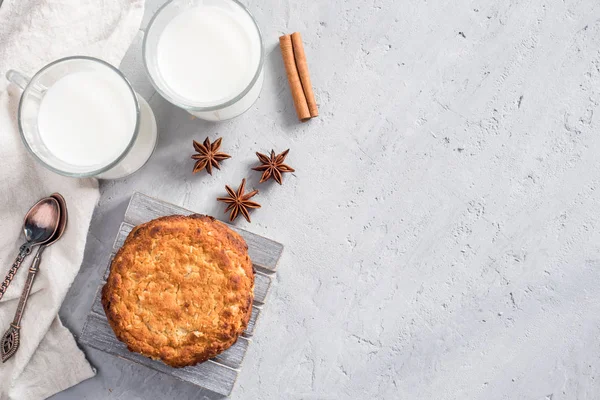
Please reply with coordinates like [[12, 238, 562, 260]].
[[79, 192, 283, 396]]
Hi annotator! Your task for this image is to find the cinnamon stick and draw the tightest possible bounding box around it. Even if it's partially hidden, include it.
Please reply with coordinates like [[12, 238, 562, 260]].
[[279, 34, 311, 121], [291, 32, 318, 118]]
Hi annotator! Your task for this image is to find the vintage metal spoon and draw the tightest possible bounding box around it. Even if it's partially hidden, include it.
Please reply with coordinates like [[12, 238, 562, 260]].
[[1, 193, 67, 362], [0, 197, 60, 302]]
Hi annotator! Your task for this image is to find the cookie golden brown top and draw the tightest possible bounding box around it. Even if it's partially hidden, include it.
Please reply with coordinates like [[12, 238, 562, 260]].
[[101, 214, 254, 368]]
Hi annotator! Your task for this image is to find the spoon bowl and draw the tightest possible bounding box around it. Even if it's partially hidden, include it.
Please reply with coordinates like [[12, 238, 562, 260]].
[[23, 197, 60, 245], [48, 193, 68, 243]]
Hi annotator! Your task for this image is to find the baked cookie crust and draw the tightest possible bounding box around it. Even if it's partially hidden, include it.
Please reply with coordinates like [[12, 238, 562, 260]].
[[102, 214, 254, 367]]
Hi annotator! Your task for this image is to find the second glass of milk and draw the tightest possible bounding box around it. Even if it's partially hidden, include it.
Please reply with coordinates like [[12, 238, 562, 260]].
[[7, 56, 157, 179], [143, 0, 264, 121]]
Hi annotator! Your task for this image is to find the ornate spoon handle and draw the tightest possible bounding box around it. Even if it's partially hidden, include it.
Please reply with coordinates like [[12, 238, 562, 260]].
[[0, 244, 32, 302], [1, 247, 43, 363]]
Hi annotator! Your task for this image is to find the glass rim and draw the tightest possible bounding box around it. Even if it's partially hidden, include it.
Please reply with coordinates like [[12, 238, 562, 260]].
[[142, 0, 265, 112], [17, 55, 141, 178]]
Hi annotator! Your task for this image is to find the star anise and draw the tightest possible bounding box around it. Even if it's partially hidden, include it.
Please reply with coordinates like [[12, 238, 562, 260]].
[[252, 149, 295, 184], [217, 178, 261, 222], [192, 137, 231, 175]]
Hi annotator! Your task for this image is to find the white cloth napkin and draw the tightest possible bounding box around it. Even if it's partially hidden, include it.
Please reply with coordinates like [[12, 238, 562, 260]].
[[0, 1, 144, 399]]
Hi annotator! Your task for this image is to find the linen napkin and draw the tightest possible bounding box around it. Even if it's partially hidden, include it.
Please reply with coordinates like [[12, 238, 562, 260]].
[[0, 1, 144, 399]]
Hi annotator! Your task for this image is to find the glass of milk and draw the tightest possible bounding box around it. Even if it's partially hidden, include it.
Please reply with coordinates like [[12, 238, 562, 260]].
[[6, 56, 158, 179], [143, 0, 264, 121]]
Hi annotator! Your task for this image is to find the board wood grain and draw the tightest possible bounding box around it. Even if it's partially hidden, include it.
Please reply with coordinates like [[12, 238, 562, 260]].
[[80, 193, 283, 396], [79, 312, 238, 395]]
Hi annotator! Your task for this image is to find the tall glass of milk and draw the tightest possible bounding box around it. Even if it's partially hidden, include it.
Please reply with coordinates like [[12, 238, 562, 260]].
[[143, 0, 264, 121], [7, 56, 158, 179]]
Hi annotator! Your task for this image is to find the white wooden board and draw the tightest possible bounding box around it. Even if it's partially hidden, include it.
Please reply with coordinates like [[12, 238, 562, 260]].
[[79, 192, 283, 396]]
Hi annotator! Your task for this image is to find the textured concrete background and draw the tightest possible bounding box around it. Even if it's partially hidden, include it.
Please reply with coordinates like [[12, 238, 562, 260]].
[[53, 0, 600, 399]]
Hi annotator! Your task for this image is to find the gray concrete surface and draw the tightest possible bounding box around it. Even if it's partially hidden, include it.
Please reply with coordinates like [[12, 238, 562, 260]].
[[53, 0, 600, 399]]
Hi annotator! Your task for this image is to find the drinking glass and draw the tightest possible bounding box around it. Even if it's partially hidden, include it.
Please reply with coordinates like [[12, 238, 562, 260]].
[[6, 56, 158, 179], [143, 0, 264, 121]]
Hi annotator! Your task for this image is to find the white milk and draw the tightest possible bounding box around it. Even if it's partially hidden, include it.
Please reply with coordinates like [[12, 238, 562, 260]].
[[38, 69, 137, 167], [155, 1, 262, 119]]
